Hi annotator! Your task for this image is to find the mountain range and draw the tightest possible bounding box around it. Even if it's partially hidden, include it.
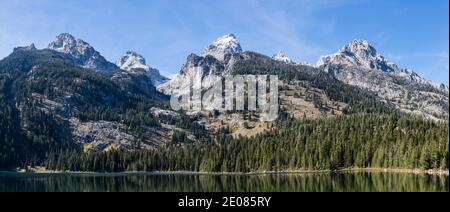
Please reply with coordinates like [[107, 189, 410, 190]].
[[159, 34, 448, 121], [0, 32, 448, 171], [46, 33, 168, 86]]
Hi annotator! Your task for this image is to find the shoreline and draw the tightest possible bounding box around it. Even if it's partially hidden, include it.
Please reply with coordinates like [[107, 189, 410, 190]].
[[5, 167, 449, 176]]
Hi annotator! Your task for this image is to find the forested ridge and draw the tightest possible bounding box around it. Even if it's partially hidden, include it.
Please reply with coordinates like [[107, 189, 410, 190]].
[[0, 49, 166, 169]]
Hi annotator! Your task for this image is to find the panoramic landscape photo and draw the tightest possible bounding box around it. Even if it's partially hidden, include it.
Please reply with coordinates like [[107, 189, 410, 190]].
[[0, 0, 448, 193]]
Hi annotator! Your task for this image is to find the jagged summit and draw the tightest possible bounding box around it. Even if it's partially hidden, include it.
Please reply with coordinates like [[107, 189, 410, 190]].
[[202, 34, 243, 61], [116, 51, 168, 85], [343, 39, 376, 56], [48, 33, 77, 53], [116, 51, 148, 71], [317, 39, 399, 72], [48, 33, 117, 72]]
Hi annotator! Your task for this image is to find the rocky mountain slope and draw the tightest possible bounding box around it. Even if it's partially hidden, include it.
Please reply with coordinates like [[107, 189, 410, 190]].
[[158, 34, 245, 95], [317, 39, 449, 120]]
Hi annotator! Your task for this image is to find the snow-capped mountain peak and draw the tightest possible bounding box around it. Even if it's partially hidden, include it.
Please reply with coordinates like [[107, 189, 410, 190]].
[[317, 39, 399, 72], [116, 51, 149, 71], [48, 33, 117, 72], [202, 34, 243, 61], [273, 51, 293, 64], [48, 33, 77, 53], [116, 51, 168, 86]]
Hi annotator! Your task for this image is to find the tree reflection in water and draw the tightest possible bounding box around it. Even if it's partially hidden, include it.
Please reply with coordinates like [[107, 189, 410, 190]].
[[0, 172, 448, 192]]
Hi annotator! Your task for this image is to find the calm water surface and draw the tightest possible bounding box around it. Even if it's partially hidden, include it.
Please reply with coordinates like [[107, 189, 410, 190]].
[[0, 172, 448, 192]]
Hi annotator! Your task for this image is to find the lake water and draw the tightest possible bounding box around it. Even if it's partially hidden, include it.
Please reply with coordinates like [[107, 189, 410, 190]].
[[0, 171, 448, 192]]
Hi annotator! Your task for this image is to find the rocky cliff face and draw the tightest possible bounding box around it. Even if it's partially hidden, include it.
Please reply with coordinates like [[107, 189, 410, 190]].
[[48, 33, 117, 72], [157, 54, 225, 96]]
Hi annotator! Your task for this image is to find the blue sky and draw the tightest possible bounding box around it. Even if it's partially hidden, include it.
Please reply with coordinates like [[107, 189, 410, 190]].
[[0, 0, 448, 84]]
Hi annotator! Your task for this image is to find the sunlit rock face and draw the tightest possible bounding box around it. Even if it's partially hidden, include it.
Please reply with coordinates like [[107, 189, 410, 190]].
[[48, 33, 117, 72]]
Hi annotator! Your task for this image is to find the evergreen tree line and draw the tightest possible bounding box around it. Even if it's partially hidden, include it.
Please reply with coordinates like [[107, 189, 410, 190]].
[[44, 113, 449, 173]]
